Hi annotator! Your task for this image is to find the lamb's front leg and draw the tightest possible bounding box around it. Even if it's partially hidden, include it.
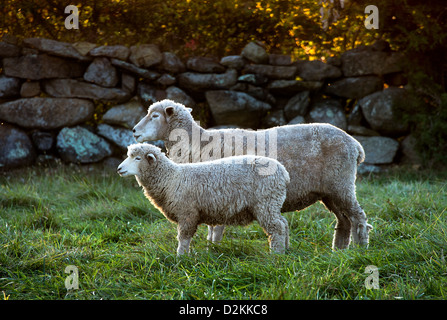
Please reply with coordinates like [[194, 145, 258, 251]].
[[177, 220, 198, 255]]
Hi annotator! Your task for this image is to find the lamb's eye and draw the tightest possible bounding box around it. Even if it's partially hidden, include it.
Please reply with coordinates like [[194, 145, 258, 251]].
[[135, 156, 141, 161], [152, 114, 159, 119]]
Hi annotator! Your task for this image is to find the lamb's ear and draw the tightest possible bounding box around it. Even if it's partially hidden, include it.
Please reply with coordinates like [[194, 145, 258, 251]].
[[186, 107, 192, 113], [165, 106, 175, 118], [146, 153, 156, 162]]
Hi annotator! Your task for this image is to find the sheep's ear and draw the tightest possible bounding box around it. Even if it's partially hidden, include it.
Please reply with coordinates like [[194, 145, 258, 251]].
[[165, 106, 175, 118], [186, 107, 192, 113], [146, 153, 156, 162]]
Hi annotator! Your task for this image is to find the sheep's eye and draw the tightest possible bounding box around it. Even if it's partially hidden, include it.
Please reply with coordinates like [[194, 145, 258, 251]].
[[152, 114, 159, 119], [135, 156, 142, 161]]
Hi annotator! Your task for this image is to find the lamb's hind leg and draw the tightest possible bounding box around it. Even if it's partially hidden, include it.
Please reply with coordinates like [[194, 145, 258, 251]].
[[279, 215, 289, 250], [256, 207, 288, 253]]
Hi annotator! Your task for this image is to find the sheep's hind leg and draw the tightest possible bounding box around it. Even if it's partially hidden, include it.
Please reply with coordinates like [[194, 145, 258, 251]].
[[212, 225, 225, 242], [322, 197, 352, 250], [206, 225, 225, 242]]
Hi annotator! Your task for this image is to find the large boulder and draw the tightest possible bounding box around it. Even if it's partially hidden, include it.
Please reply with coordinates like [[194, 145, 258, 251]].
[[241, 42, 269, 64], [283, 91, 311, 121], [0, 75, 21, 98], [269, 54, 292, 66], [220, 55, 246, 70], [0, 123, 36, 169], [357, 87, 412, 135], [206, 90, 271, 128], [178, 69, 238, 91], [287, 115, 306, 125], [137, 83, 167, 106], [20, 81, 41, 98], [0, 41, 21, 57], [121, 73, 136, 93], [56, 126, 112, 163], [83, 57, 119, 87], [0, 98, 94, 129], [97, 123, 165, 151], [243, 64, 297, 80], [129, 44, 162, 68], [238, 73, 268, 86], [267, 79, 323, 95], [156, 74, 176, 86], [324, 76, 383, 99], [96, 124, 134, 150], [230, 83, 274, 104], [88, 45, 130, 61], [165, 86, 196, 108], [186, 57, 225, 73], [102, 99, 147, 129], [160, 52, 186, 74], [341, 49, 402, 77], [354, 135, 399, 164], [295, 60, 342, 81], [111, 58, 160, 80], [307, 99, 347, 130], [23, 38, 91, 61], [43, 79, 130, 102], [72, 41, 97, 56], [3, 54, 85, 80], [262, 110, 287, 128]]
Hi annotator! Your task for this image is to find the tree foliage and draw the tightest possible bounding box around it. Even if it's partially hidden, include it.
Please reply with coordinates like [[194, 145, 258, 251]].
[[0, 1, 445, 65]]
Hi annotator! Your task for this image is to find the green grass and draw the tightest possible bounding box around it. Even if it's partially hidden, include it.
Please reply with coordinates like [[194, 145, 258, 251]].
[[1, 164, 446, 300]]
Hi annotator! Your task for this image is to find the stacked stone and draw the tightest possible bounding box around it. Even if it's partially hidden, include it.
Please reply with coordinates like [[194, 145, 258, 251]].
[[0, 36, 421, 171]]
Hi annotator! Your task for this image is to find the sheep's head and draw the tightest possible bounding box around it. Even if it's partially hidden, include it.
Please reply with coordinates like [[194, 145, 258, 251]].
[[132, 99, 192, 142], [117, 144, 160, 177]]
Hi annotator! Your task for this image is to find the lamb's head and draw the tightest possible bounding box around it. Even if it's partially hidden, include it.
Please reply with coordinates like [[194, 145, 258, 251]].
[[117, 143, 163, 177], [132, 99, 192, 142]]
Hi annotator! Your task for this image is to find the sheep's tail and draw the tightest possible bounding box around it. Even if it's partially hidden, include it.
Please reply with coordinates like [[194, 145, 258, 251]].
[[356, 140, 365, 165]]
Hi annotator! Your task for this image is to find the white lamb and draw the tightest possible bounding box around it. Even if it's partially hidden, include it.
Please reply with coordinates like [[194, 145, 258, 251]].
[[133, 99, 373, 250], [117, 143, 290, 255]]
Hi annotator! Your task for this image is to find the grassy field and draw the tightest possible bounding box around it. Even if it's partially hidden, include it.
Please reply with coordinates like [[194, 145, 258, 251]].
[[0, 163, 446, 300]]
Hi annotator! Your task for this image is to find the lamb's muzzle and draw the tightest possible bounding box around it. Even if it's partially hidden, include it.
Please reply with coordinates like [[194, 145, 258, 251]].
[[116, 166, 126, 176]]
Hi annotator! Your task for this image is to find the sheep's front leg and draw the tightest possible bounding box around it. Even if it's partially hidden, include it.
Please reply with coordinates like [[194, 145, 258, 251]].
[[177, 237, 192, 255], [206, 225, 214, 242]]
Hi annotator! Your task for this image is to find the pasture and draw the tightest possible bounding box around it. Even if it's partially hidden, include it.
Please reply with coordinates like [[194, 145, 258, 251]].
[[0, 164, 446, 300]]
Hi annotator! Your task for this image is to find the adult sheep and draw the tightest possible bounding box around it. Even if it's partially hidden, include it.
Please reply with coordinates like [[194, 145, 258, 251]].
[[117, 143, 290, 255], [133, 99, 373, 250]]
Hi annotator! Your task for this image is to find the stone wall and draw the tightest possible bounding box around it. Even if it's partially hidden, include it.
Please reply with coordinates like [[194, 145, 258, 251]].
[[0, 37, 422, 172]]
